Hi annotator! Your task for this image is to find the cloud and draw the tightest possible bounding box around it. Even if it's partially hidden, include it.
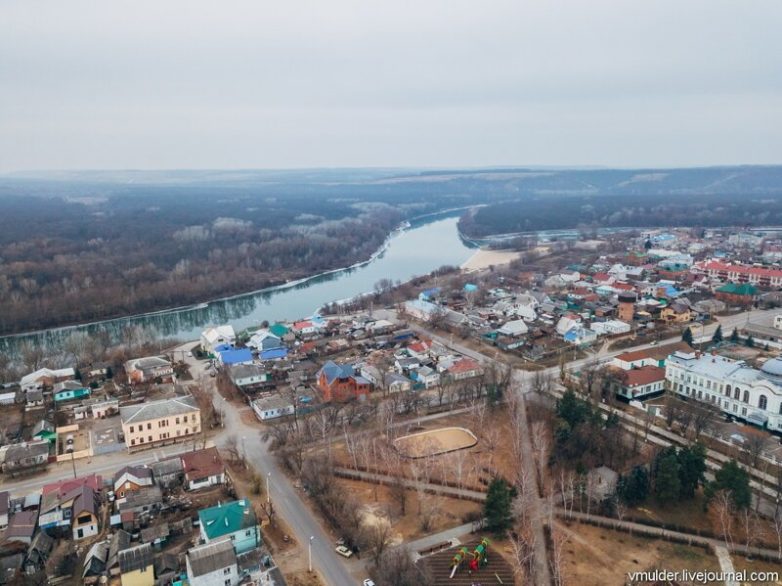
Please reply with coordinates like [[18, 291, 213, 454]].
[[1, 0, 781, 170]]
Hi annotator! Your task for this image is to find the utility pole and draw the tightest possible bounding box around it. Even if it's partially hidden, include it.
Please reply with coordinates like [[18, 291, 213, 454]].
[[71, 450, 77, 479], [308, 536, 314, 573], [266, 472, 271, 505]]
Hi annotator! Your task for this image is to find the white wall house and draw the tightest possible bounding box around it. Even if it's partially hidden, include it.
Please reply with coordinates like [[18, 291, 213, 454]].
[[666, 351, 782, 430]]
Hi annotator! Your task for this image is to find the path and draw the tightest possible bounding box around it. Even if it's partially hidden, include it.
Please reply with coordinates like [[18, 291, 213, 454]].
[[333, 467, 486, 502]]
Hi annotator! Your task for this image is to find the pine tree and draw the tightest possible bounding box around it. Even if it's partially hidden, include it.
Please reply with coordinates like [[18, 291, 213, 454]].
[[677, 443, 707, 499], [654, 451, 681, 504], [706, 460, 751, 510], [730, 328, 739, 343], [711, 325, 723, 345], [484, 477, 513, 533], [618, 466, 650, 506], [682, 327, 694, 346]]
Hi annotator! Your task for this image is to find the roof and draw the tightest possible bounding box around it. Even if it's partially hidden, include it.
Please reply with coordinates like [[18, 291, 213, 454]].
[[140, 522, 170, 543], [181, 447, 225, 482], [127, 356, 171, 372], [5, 510, 37, 541], [448, 357, 481, 374], [219, 348, 254, 365], [108, 529, 132, 567], [120, 395, 199, 425], [198, 499, 257, 540], [716, 282, 758, 296], [32, 420, 54, 437], [72, 485, 97, 516], [187, 539, 237, 577], [318, 361, 354, 385], [0, 491, 7, 516], [113, 465, 153, 488], [615, 341, 693, 364], [20, 367, 75, 386], [624, 365, 666, 387], [702, 261, 782, 279], [118, 543, 154, 573], [150, 457, 184, 478], [269, 323, 290, 337], [118, 486, 163, 512], [0, 440, 49, 465]]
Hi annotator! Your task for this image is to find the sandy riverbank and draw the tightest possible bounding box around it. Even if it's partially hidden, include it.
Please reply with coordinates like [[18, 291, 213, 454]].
[[461, 248, 521, 271]]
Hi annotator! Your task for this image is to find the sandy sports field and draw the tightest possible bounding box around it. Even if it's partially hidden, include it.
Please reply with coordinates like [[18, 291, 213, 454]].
[[394, 427, 478, 458], [461, 248, 521, 271]]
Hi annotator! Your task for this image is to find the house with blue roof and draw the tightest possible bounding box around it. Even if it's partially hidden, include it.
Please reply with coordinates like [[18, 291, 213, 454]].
[[217, 348, 254, 367], [316, 361, 371, 402]]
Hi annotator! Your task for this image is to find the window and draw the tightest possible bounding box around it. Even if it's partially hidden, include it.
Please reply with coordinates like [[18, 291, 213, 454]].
[[147, 423, 152, 430], [225, 581, 231, 586], [742, 407, 747, 416], [760, 395, 768, 410], [734, 388, 740, 400], [743, 390, 750, 403], [176, 417, 180, 424], [184, 415, 188, 422], [148, 436, 152, 442], [131, 439, 135, 446], [130, 426, 134, 433], [224, 568, 232, 575], [246, 529, 253, 536]]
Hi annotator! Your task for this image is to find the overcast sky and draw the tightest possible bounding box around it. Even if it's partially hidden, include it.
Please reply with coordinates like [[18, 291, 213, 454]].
[[1, 0, 781, 172]]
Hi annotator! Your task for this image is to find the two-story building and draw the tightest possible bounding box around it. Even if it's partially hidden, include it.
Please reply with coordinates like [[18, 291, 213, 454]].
[[186, 540, 239, 586], [666, 351, 782, 430], [198, 500, 261, 555], [39, 474, 102, 540], [316, 361, 372, 402], [120, 395, 200, 449]]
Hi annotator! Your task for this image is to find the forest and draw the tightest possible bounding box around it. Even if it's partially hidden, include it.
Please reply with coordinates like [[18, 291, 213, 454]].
[[2, 165, 782, 334], [459, 192, 782, 238]]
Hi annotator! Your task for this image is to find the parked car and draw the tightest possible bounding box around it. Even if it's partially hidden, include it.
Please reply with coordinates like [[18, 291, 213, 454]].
[[335, 545, 353, 558], [363, 580, 375, 586]]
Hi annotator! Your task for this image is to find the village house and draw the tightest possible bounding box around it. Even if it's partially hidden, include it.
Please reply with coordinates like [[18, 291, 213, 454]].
[[38, 474, 102, 540], [125, 356, 174, 385], [200, 325, 237, 355], [113, 466, 154, 500], [20, 367, 75, 392], [0, 440, 49, 474], [715, 282, 757, 307], [120, 395, 200, 449], [660, 301, 693, 323], [252, 395, 296, 421], [610, 365, 667, 400], [198, 499, 261, 555], [316, 361, 372, 402], [228, 364, 271, 391], [186, 540, 239, 586], [446, 357, 483, 381], [118, 543, 155, 586], [25, 388, 44, 411], [4, 510, 37, 545], [181, 447, 226, 491]]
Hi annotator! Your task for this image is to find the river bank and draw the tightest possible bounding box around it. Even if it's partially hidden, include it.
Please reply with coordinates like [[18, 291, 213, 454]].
[[461, 248, 521, 271]]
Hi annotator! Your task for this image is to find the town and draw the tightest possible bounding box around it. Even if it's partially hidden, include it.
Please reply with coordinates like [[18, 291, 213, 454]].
[[0, 226, 782, 584]]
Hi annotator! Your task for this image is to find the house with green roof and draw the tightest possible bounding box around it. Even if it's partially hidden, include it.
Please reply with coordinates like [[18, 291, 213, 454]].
[[715, 283, 757, 307], [269, 323, 290, 338], [197, 499, 260, 554]]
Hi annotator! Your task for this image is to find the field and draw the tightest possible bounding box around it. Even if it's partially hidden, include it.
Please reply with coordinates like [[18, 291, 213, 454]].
[[559, 522, 721, 585], [394, 427, 478, 458]]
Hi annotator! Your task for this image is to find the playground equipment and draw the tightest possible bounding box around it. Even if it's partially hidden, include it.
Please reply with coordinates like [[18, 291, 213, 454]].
[[468, 538, 490, 572], [449, 547, 470, 579]]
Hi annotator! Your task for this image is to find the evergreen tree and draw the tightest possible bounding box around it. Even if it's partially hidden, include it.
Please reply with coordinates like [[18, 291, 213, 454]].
[[484, 477, 514, 533], [746, 335, 755, 348], [682, 327, 694, 345], [654, 451, 681, 504], [730, 328, 739, 343], [618, 466, 650, 506], [677, 443, 707, 499], [706, 460, 751, 510], [711, 325, 723, 345]]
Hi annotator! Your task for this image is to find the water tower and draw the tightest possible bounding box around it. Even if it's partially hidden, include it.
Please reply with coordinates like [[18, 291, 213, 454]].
[[618, 292, 637, 323]]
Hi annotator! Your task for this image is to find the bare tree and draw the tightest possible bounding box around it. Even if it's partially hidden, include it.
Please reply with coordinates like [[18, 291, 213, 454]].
[[224, 435, 240, 464], [741, 427, 768, 469], [364, 518, 395, 565], [712, 490, 735, 552]]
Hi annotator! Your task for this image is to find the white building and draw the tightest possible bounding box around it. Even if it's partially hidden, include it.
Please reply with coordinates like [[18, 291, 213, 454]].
[[200, 325, 236, 354], [775, 315, 782, 331], [590, 320, 631, 336], [252, 395, 295, 421], [666, 351, 782, 430], [186, 540, 239, 586], [497, 319, 529, 337]]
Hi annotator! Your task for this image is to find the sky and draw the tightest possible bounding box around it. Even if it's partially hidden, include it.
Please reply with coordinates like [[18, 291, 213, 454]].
[[1, 0, 781, 172]]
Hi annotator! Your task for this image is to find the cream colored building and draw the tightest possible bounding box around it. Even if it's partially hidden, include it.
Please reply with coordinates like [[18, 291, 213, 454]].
[[120, 395, 200, 450]]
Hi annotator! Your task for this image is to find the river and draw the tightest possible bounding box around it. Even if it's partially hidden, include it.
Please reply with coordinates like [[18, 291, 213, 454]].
[[0, 215, 476, 355]]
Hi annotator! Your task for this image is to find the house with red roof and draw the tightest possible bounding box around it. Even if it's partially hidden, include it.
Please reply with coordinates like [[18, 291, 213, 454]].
[[611, 365, 666, 400], [699, 261, 782, 288], [446, 358, 484, 381], [181, 447, 226, 491], [316, 361, 372, 402], [39, 474, 101, 540]]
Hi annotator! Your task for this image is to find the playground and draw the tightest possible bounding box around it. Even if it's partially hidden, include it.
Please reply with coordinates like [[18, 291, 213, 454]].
[[419, 538, 515, 585], [393, 426, 478, 458]]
